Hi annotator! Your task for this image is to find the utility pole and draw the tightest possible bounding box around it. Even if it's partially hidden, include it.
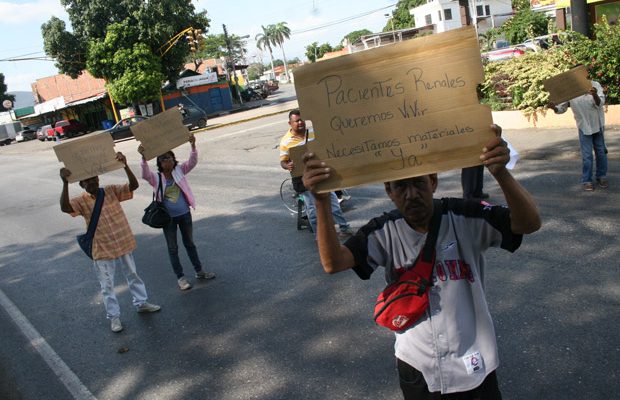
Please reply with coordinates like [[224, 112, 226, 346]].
[[570, 0, 589, 36], [223, 24, 243, 105], [385, 14, 396, 43]]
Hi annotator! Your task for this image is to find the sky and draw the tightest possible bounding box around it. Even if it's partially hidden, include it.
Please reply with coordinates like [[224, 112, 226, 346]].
[[0, 0, 399, 93]]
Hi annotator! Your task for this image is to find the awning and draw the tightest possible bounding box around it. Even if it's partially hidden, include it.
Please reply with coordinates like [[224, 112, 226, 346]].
[[65, 92, 107, 106]]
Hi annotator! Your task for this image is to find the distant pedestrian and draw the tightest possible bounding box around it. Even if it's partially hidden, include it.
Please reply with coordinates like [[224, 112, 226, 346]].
[[59, 152, 161, 333], [138, 134, 215, 291], [461, 165, 489, 201], [548, 79, 608, 191]]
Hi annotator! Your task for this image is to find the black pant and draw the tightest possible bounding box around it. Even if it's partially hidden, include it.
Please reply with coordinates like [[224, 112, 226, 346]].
[[397, 358, 502, 400], [461, 166, 484, 199]]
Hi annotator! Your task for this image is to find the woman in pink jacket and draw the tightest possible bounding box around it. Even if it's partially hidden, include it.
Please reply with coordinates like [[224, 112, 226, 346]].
[[139, 134, 215, 290]]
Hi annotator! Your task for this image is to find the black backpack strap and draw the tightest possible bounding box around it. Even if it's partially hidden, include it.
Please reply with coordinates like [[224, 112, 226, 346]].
[[420, 199, 444, 263], [86, 188, 105, 237]]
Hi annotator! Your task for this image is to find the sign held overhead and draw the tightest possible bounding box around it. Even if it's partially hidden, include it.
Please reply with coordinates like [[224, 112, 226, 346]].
[[543, 65, 591, 105], [290, 27, 494, 193], [54, 131, 123, 183]]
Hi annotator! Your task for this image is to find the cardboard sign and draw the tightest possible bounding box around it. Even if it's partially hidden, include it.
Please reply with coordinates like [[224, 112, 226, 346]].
[[131, 107, 189, 160], [54, 131, 123, 183], [290, 27, 494, 193], [543, 65, 591, 104]]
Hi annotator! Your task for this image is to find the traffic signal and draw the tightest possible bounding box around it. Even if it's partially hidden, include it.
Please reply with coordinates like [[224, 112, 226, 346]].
[[193, 29, 203, 50], [185, 29, 196, 52]]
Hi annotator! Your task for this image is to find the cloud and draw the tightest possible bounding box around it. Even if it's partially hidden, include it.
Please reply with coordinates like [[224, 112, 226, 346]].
[[0, 0, 67, 25]]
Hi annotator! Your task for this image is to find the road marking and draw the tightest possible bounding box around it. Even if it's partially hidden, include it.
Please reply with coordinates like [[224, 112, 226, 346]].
[[203, 120, 283, 142], [0, 289, 96, 400]]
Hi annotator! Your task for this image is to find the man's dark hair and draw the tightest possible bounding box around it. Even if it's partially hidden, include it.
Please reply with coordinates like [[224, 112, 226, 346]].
[[288, 109, 301, 120]]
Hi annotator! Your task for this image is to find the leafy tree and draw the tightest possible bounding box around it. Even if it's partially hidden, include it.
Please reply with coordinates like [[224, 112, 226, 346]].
[[0, 73, 16, 111], [197, 33, 247, 65], [512, 0, 531, 11], [271, 22, 291, 82], [87, 23, 165, 104], [343, 29, 372, 45], [247, 63, 264, 81], [256, 25, 276, 79], [501, 8, 549, 44], [383, 0, 425, 31], [41, 0, 209, 105], [479, 28, 501, 51], [288, 57, 301, 65], [272, 59, 284, 67], [305, 42, 337, 62]]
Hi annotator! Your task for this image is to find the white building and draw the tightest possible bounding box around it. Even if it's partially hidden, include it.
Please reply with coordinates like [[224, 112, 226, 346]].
[[410, 0, 513, 34]]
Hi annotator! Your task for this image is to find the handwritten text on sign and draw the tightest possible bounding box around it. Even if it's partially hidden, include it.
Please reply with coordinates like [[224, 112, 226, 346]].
[[54, 131, 123, 183], [290, 27, 494, 193]]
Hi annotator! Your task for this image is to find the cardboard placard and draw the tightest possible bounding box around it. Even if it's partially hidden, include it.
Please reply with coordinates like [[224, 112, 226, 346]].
[[131, 107, 190, 160], [290, 27, 494, 193], [54, 131, 123, 183], [543, 65, 591, 105]]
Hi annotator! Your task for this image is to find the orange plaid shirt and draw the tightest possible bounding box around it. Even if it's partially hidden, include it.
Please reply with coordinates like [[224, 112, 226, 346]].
[[70, 184, 137, 260]]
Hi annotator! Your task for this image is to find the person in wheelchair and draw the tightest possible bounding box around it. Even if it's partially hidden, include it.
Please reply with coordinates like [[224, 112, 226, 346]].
[[279, 109, 352, 238]]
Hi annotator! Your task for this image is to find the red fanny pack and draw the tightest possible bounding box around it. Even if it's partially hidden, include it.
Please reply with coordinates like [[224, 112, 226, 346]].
[[373, 200, 443, 332]]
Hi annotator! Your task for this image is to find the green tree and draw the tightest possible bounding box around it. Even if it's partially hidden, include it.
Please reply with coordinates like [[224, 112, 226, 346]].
[[343, 29, 372, 45], [512, 0, 531, 11], [501, 8, 549, 44], [197, 33, 247, 65], [270, 22, 291, 81], [41, 0, 209, 106], [305, 42, 335, 62], [0, 73, 16, 112], [383, 0, 425, 31], [256, 25, 276, 79], [247, 62, 264, 81]]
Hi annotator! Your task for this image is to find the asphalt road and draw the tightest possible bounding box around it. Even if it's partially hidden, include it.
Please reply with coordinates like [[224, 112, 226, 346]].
[[0, 110, 618, 400]]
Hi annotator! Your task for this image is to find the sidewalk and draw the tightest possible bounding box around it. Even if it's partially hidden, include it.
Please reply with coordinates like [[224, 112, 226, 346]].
[[203, 98, 618, 161]]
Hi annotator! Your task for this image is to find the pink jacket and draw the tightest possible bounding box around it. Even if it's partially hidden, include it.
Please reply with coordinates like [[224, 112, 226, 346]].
[[141, 148, 198, 209]]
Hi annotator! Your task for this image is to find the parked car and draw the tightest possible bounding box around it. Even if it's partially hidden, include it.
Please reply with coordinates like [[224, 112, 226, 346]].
[[37, 124, 54, 141], [481, 45, 526, 62], [54, 119, 88, 138], [106, 116, 149, 141], [179, 104, 208, 130], [266, 79, 279, 92], [521, 33, 565, 52], [15, 127, 37, 142]]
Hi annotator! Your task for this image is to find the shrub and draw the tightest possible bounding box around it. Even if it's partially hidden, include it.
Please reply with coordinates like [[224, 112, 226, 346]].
[[481, 18, 620, 121]]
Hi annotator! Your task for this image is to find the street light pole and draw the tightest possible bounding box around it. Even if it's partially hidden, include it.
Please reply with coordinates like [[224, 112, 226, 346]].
[[385, 14, 396, 43]]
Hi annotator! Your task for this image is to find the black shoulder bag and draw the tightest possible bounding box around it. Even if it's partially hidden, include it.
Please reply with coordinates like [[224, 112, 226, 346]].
[[76, 188, 105, 259], [142, 174, 171, 229]]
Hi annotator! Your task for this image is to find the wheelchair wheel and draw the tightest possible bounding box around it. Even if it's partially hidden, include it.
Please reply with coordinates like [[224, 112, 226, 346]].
[[280, 178, 307, 214], [280, 178, 298, 213]]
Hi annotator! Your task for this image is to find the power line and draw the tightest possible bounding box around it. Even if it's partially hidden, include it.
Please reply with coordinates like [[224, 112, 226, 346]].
[[291, 3, 397, 35]]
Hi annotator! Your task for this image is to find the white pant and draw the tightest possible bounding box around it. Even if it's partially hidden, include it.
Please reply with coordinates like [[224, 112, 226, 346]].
[[93, 253, 148, 319]]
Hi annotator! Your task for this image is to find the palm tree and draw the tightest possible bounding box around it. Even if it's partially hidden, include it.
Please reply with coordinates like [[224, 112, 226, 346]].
[[270, 22, 291, 82], [255, 25, 276, 81]]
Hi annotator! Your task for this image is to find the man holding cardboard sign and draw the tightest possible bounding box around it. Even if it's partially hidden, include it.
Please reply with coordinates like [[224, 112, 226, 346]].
[[302, 126, 541, 399], [60, 152, 161, 333], [547, 72, 608, 191]]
